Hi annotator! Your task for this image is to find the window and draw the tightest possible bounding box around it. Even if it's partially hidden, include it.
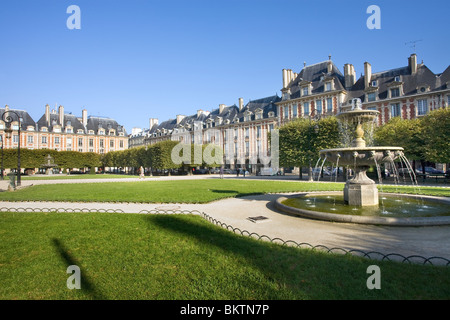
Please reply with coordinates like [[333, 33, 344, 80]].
[[316, 100, 323, 114], [245, 127, 249, 138], [110, 140, 114, 148], [257, 126, 261, 138], [67, 137, 72, 147], [368, 92, 376, 102], [27, 135, 33, 143], [284, 106, 289, 119], [120, 140, 124, 148], [13, 135, 19, 143], [391, 103, 401, 117], [100, 139, 104, 148], [282, 92, 289, 100], [66, 128, 73, 133], [302, 87, 309, 96], [326, 98, 333, 113], [42, 136, 47, 144], [245, 141, 249, 155], [55, 137, 60, 144], [78, 138, 83, 146], [391, 88, 400, 98], [417, 99, 428, 115], [325, 82, 331, 91], [371, 80, 377, 87], [394, 76, 400, 82], [89, 139, 94, 147], [447, 95, 450, 106], [292, 104, 298, 117], [303, 102, 310, 116]]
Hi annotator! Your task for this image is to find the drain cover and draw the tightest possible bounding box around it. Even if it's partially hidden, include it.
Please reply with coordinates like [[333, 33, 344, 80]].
[[248, 216, 270, 223]]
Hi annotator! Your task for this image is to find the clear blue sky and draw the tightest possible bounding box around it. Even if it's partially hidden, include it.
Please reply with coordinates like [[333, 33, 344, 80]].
[[1, 0, 449, 133]]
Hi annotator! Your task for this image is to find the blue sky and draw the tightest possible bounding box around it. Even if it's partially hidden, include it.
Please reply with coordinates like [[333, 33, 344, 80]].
[[1, 0, 449, 132]]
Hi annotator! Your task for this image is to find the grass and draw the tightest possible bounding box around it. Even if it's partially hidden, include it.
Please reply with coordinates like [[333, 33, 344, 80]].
[[0, 179, 448, 203], [1, 211, 449, 300]]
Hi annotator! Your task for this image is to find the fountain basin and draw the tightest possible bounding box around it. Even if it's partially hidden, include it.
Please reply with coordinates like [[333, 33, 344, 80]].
[[275, 192, 450, 226], [319, 147, 404, 167]]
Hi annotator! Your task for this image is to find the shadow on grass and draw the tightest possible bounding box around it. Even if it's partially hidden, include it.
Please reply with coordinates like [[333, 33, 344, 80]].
[[51, 238, 106, 300], [146, 214, 378, 299]]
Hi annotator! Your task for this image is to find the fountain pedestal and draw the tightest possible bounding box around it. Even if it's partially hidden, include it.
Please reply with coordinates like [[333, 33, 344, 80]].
[[344, 166, 378, 206]]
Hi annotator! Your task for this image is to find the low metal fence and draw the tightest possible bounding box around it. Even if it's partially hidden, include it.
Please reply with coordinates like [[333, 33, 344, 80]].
[[1, 207, 449, 266]]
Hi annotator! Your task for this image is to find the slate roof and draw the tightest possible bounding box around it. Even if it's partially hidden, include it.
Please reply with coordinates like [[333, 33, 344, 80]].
[[346, 63, 446, 103], [36, 113, 85, 133], [86, 116, 127, 136], [143, 95, 280, 140], [0, 108, 36, 130], [286, 61, 346, 99]]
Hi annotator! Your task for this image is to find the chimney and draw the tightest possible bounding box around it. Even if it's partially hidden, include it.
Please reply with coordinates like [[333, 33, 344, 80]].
[[149, 118, 158, 129], [82, 109, 88, 127], [344, 64, 356, 89], [282, 69, 288, 88], [409, 53, 417, 74], [5, 105, 9, 112], [364, 62, 372, 89], [239, 98, 244, 111], [176, 114, 185, 124], [327, 60, 333, 74], [45, 104, 50, 126], [58, 105, 64, 126], [219, 104, 226, 114]]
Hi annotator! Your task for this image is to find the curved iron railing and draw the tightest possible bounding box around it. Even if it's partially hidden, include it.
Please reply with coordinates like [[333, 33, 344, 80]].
[[1, 207, 449, 266]]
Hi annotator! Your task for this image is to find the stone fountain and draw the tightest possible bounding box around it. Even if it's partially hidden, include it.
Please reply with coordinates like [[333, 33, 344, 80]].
[[41, 154, 58, 175], [274, 98, 450, 226], [319, 98, 403, 206]]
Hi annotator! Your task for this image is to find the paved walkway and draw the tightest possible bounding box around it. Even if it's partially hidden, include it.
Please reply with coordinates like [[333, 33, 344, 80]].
[[1, 174, 450, 264]]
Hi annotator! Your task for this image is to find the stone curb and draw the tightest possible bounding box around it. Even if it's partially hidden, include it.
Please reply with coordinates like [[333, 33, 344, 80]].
[[274, 192, 450, 227]]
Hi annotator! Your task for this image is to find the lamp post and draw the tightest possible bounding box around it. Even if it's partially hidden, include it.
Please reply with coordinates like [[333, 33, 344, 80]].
[[2, 110, 21, 186], [1, 135, 3, 180]]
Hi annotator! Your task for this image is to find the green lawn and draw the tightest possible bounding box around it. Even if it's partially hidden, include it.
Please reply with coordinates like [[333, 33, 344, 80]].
[[1, 179, 449, 203], [1, 211, 449, 300]]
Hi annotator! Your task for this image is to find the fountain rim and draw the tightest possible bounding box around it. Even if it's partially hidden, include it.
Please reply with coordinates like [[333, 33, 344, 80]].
[[274, 192, 450, 227], [319, 146, 404, 154]]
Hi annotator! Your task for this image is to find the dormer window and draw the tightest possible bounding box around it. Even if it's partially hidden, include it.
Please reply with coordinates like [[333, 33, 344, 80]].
[[282, 91, 290, 100], [325, 82, 332, 91], [268, 111, 275, 118], [371, 80, 377, 87], [302, 86, 309, 96], [390, 87, 400, 98], [367, 92, 377, 102], [394, 76, 401, 82]]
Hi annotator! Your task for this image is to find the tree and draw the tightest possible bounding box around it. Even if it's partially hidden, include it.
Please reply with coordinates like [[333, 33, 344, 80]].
[[421, 108, 450, 164], [149, 140, 181, 173], [278, 116, 340, 179], [374, 116, 425, 161]]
